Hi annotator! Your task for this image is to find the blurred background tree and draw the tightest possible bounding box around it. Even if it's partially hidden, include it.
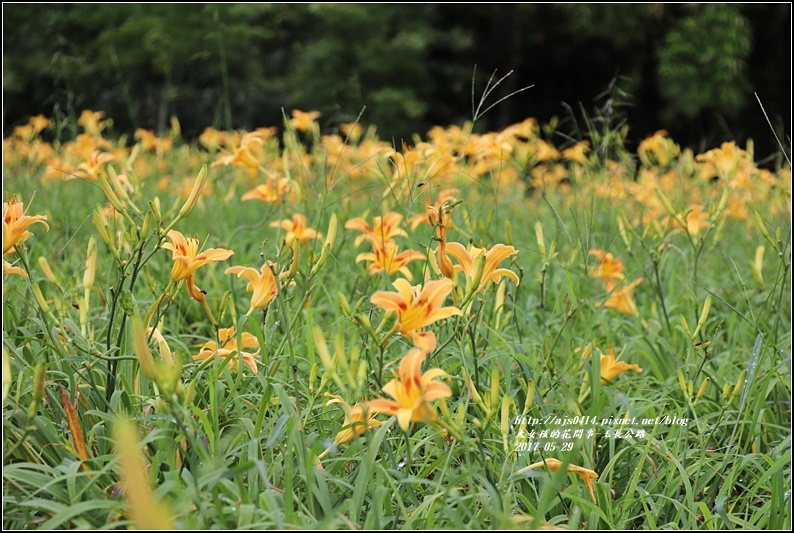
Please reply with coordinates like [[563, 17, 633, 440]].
[[2, 3, 789, 160]]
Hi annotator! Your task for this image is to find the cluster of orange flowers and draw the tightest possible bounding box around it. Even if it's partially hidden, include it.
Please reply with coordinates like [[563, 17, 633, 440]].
[[588, 249, 643, 316], [3, 196, 49, 277]]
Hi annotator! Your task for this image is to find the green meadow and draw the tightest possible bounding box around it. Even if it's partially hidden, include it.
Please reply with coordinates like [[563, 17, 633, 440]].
[[2, 104, 791, 529]]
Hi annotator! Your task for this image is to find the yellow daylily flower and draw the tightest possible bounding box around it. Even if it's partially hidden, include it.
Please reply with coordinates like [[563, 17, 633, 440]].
[[581, 344, 643, 385], [667, 204, 710, 239], [324, 393, 382, 445], [161, 230, 234, 302], [366, 347, 452, 431], [561, 140, 590, 166], [269, 213, 321, 248], [3, 197, 49, 256], [370, 278, 461, 352], [517, 458, 599, 503], [3, 259, 27, 277], [601, 278, 643, 316], [597, 345, 643, 384], [290, 109, 321, 132], [241, 174, 295, 205], [356, 237, 422, 280], [193, 326, 260, 373], [443, 242, 520, 292], [225, 263, 279, 316], [345, 212, 408, 247], [407, 188, 460, 231], [588, 249, 625, 281], [211, 131, 266, 175]]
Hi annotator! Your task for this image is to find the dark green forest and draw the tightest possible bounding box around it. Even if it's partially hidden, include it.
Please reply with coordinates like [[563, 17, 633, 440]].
[[3, 3, 790, 159]]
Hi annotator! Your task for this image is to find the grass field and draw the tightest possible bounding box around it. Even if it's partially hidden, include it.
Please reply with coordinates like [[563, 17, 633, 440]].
[[2, 107, 791, 529]]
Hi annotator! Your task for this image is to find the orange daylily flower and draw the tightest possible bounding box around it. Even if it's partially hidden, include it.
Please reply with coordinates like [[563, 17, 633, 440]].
[[366, 347, 452, 431], [667, 204, 710, 239], [345, 212, 408, 247], [290, 110, 321, 132], [72, 150, 115, 181], [3, 259, 27, 277], [597, 345, 643, 384], [225, 263, 279, 316], [637, 130, 680, 168], [442, 242, 519, 293], [601, 278, 643, 316], [517, 458, 599, 503], [356, 237, 422, 280], [325, 393, 383, 445], [161, 230, 234, 302], [3, 197, 49, 256], [241, 174, 295, 205], [211, 131, 265, 175], [588, 249, 625, 281], [370, 278, 461, 352], [269, 214, 321, 248], [561, 140, 590, 166], [407, 188, 460, 231], [426, 202, 458, 278], [77, 110, 110, 136], [193, 326, 260, 373]]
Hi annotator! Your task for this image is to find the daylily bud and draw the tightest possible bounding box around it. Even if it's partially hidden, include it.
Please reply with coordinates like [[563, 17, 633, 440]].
[[140, 212, 152, 242], [108, 167, 132, 206], [312, 327, 335, 374], [691, 296, 712, 340], [83, 236, 98, 293], [132, 317, 157, 381], [655, 188, 678, 218], [353, 313, 372, 330], [489, 368, 501, 414], [308, 362, 321, 393], [177, 165, 208, 222], [716, 188, 729, 216], [337, 292, 353, 316], [494, 281, 506, 330], [288, 238, 300, 280], [37, 256, 58, 284], [311, 213, 337, 276], [679, 314, 691, 336], [677, 369, 688, 397], [751, 246, 765, 285], [2, 350, 11, 405], [730, 370, 746, 404], [356, 356, 368, 389], [438, 396, 453, 421], [149, 198, 162, 230], [464, 368, 485, 410], [694, 377, 710, 405], [97, 172, 135, 226], [92, 210, 117, 259], [722, 382, 732, 401], [752, 211, 774, 246], [31, 282, 51, 315], [535, 221, 546, 258], [457, 402, 467, 427], [126, 143, 140, 171], [27, 362, 46, 419], [617, 213, 630, 248], [500, 396, 511, 450]]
